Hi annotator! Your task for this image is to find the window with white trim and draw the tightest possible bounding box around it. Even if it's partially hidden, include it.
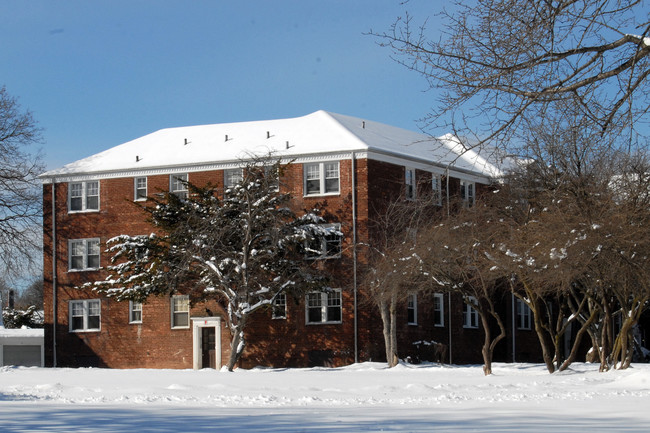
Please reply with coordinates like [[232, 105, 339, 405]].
[[68, 238, 100, 271], [129, 301, 143, 324], [171, 295, 190, 328], [305, 223, 342, 259], [304, 162, 340, 195], [516, 299, 531, 330], [264, 165, 280, 191], [170, 173, 188, 198], [272, 292, 287, 319], [463, 296, 479, 328], [407, 293, 417, 325], [69, 181, 99, 212], [224, 168, 243, 189], [433, 293, 444, 327], [306, 289, 342, 324], [134, 177, 147, 201], [460, 180, 475, 207], [432, 175, 442, 206], [405, 167, 416, 200], [69, 299, 101, 332]]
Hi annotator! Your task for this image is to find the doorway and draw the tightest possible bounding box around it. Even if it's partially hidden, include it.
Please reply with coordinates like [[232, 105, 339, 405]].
[[192, 317, 221, 369]]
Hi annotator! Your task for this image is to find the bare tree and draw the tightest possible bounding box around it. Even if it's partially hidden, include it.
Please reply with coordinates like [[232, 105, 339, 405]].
[[0, 86, 43, 282], [372, 0, 649, 146]]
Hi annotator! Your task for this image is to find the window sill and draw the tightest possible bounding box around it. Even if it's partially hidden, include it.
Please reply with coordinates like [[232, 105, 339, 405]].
[[306, 321, 342, 325], [69, 329, 101, 333], [434, 324, 445, 328], [129, 321, 143, 325], [68, 209, 100, 214], [68, 268, 102, 273], [171, 326, 190, 330], [303, 192, 340, 198], [408, 322, 418, 326], [463, 326, 479, 329]]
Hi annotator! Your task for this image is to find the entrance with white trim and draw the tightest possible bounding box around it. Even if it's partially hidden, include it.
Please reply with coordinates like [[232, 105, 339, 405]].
[[192, 317, 221, 369]]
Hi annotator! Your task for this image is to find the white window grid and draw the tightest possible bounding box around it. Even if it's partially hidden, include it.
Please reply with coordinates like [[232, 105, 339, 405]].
[[516, 299, 532, 330], [69, 181, 99, 212], [272, 293, 287, 319], [305, 223, 342, 259], [170, 174, 188, 198], [129, 301, 143, 324], [134, 177, 147, 201], [304, 162, 340, 196], [460, 180, 475, 206], [463, 297, 479, 328], [407, 293, 417, 325], [171, 295, 190, 328], [433, 293, 445, 327], [69, 299, 101, 332], [68, 238, 100, 271], [224, 168, 243, 189], [306, 289, 342, 324]]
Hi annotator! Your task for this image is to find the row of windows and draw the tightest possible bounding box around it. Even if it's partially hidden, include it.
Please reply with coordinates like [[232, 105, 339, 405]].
[[67, 162, 341, 213], [66, 225, 342, 272], [68, 290, 343, 332], [404, 168, 475, 206]]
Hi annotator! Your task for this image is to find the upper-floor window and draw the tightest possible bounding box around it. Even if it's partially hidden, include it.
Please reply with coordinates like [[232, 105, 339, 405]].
[[69, 299, 101, 332], [405, 168, 416, 200], [272, 292, 287, 319], [460, 180, 475, 207], [170, 174, 188, 199], [134, 177, 147, 201], [304, 162, 339, 196], [433, 293, 444, 327], [171, 295, 190, 329], [129, 301, 143, 324], [516, 299, 532, 330], [407, 293, 417, 325], [305, 223, 342, 259], [306, 289, 342, 324], [432, 175, 442, 205], [463, 296, 479, 328], [224, 168, 243, 190], [69, 238, 100, 271], [69, 181, 99, 212]]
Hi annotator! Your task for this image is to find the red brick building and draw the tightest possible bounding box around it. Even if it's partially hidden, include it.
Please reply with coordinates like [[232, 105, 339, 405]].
[[40, 111, 540, 369]]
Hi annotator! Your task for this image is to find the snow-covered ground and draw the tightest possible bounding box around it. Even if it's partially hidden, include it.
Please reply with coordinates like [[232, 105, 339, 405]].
[[1, 362, 649, 432]]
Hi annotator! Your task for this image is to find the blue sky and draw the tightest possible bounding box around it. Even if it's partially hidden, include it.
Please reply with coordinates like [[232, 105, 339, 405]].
[[1, 1, 442, 170]]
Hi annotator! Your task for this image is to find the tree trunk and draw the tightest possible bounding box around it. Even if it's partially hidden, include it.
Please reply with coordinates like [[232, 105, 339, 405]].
[[380, 297, 399, 368], [226, 322, 245, 372], [480, 313, 493, 375], [388, 293, 399, 367]]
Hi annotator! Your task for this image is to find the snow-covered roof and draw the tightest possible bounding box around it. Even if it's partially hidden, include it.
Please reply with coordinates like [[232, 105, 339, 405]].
[[41, 111, 513, 182], [0, 327, 44, 338]]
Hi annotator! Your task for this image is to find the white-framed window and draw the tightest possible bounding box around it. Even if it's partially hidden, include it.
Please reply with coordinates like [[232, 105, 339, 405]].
[[306, 289, 342, 324], [432, 175, 442, 206], [272, 292, 287, 319], [405, 167, 416, 200], [134, 177, 147, 201], [171, 295, 190, 329], [516, 299, 531, 330], [129, 301, 143, 324], [460, 180, 475, 207], [69, 180, 99, 212], [433, 293, 445, 327], [170, 173, 188, 198], [69, 299, 101, 332], [68, 238, 100, 271], [305, 223, 342, 259], [224, 168, 243, 190], [264, 165, 280, 191], [463, 296, 479, 329], [304, 162, 340, 196], [407, 293, 417, 325]]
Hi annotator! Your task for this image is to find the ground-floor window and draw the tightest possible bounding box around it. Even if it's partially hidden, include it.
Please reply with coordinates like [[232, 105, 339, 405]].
[[463, 297, 479, 329], [272, 293, 287, 319], [129, 301, 143, 324], [69, 299, 101, 332], [171, 295, 190, 328], [407, 293, 417, 325], [306, 289, 342, 324], [516, 299, 531, 330], [433, 293, 444, 327]]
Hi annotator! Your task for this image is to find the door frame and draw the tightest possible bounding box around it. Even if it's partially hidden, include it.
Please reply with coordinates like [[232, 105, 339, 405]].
[[191, 316, 221, 369]]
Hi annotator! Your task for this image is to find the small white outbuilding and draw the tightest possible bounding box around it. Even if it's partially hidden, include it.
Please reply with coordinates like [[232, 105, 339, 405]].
[[0, 327, 44, 367]]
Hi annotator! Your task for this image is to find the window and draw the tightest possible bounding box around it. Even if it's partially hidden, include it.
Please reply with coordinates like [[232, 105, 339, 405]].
[[516, 299, 531, 330], [405, 168, 416, 200], [170, 173, 188, 198], [272, 293, 287, 319], [463, 297, 479, 328], [224, 168, 243, 189], [305, 223, 342, 259], [264, 165, 280, 191], [68, 239, 100, 271], [433, 293, 444, 327], [304, 162, 340, 195], [69, 299, 101, 332], [306, 289, 342, 324], [69, 181, 99, 212], [134, 177, 147, 201], [171, 295, 190, 328], [460, 180, 475, 207], [129, 301, 143, 324], [432, 175, 442, 205], [407, 293, 417, 325]]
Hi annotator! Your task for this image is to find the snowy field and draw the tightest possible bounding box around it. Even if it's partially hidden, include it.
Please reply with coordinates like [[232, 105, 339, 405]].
[[1, 362, 650, 432]]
